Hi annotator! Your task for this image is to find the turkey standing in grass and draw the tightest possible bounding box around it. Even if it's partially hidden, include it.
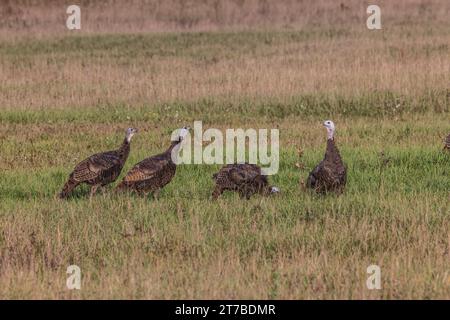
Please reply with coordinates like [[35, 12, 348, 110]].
[[59, 127, 138, 199], [306, 120, 347, 194], [444, 133, 450, 151], [212, 163, 280, 199], [116, 127, 189, 197]]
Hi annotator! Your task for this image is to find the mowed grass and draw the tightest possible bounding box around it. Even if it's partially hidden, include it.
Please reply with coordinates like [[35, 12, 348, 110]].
[[1, 25, 450, 298]]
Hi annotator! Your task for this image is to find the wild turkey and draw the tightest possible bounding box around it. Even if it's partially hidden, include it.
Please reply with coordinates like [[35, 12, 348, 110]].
[[116, 127, 189, 197], [212, 163, 280, 199], [444, 133, 450, 151], [59, 128, 138, 199], [306, 120, 346, 194]]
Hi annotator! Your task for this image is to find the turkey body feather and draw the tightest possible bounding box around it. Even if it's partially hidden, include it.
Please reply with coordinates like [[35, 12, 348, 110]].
[[116, 127, 190, 197], [60, 136, 132, 199], [307, 122, 347, 194], [117, 153, 176, 195], [444, 133, 450, 151], [116, 141, 180, 196], [212, 163, 274, 199]]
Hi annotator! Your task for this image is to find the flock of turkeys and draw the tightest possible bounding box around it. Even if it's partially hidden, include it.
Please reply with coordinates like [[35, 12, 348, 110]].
[[59, 121, 450, 200]]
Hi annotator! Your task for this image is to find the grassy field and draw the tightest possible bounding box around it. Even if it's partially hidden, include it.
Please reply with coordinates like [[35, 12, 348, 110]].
[[0, 0, 450, 299]]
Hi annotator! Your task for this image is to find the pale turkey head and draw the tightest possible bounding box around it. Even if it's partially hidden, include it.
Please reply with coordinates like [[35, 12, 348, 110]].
[[262, 185, 280, 196], [177, 126, 191, 142], [126, 127, 138, 142], [323, 120, 335, 140], [270, 186, 280, 194]]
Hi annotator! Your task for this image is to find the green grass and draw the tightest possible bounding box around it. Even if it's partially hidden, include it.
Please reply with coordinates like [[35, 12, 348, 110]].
[[0, 90, 449, 124], [0, 30, 352, 58]]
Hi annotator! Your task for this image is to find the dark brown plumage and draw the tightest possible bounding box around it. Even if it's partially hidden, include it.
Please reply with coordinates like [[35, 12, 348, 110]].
[[444, 133, 450, 151], [116, 127, 189, 197], [59, 128, 137, 199], [307, 120, 346, 194], [212, 163, 279, 199]]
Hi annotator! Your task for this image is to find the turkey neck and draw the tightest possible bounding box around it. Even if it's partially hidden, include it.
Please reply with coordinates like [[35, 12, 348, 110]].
[[325, 138, 342, 163], [165, 140, 182, 163], [117, 138, 131, 161]]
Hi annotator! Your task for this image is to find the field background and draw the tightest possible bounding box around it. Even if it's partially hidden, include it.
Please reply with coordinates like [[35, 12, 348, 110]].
[[0, 0, 449, 299]]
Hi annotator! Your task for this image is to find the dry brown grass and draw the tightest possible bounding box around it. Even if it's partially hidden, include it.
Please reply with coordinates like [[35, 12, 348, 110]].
[[1, 28, 449, 112], [1, 0, 450, 38], [1, 1, 449, 112]]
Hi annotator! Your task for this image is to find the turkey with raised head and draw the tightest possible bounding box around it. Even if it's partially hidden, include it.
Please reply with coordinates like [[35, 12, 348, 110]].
[[306, 120, 346, 194], [212, 163, 279, 199], [116, 127, 189, 197], [59, 127, 138, 199]]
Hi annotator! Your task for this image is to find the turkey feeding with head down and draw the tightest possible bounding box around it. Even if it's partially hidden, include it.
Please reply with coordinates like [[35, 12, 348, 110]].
[[212, 163, 279, 199]]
